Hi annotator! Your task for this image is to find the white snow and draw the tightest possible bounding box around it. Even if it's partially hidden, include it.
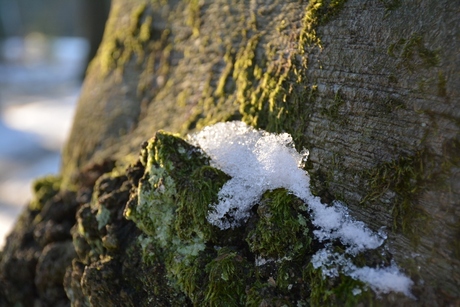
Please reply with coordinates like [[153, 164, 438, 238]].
[[350, 264, 414, 297], [190, 121, 414, 297], [311, 246, 414, 297], [190, 121, 309, 229]]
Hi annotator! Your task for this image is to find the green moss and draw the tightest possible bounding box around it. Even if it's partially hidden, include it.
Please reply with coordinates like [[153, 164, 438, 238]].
[[360, 150, 430, 236], [137, 235, 162, 265], [246, 189, 312, 259], [231, 32, 307, 141], [169, 248, 214, 303], [231, 0, 348, 148], [299, 1, 321, 48], [232, 33, 262, 126], [186, 0, 202, 37], [169, 245, 255, 306], [317, 0, 348, 25], [215, 50, 235, 98], [29, 175, 61, 211], [179, 45, 241, 133], [275, 259, 302, 293], [246, 281, 290, 306], [299, 0, 348, 48], [245, 282, 269, 306], [176, 0, 348, 152], [204, 247, 253, 307], [139, 15, 152, 42], [97, 2, 167, 79], [125, 237, 191, 305], [175, 166, 230, 242]]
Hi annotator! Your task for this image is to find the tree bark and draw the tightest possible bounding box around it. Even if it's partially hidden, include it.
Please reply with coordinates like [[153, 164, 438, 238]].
[[1, 0, 459, 305]]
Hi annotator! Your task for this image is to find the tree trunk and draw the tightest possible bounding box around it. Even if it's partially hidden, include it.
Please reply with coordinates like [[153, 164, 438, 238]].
[[1, 0, 459, 306]]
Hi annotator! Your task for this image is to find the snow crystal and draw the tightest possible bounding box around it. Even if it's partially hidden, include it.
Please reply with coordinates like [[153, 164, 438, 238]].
[[352, 288, 362, 296], [189, 121, 413, 297], [350, 264, 414, 297], [255, 257, 273, 267], [312, 247, 414, 297]]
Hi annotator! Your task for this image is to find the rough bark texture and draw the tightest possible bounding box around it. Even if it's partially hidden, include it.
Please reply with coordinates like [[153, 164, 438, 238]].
[[1, 0, 459, 306]]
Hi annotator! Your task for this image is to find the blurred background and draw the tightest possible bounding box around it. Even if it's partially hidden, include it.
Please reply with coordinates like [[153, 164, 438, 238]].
[[0, 0, 110, 248]]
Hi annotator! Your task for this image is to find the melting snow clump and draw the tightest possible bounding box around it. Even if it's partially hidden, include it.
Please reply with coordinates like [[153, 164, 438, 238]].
[[190, 121, 414, 297], [190, 121, 308, 229]]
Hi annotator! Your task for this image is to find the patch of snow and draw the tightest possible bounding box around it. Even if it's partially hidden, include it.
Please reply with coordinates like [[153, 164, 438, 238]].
[[190, 121, 309, 229], [350, 263, 414, 297], [352, 288, 362, 296], [312, 246, 414, 297], [255, 256, 274, 267], [190, 121, 414, 297]]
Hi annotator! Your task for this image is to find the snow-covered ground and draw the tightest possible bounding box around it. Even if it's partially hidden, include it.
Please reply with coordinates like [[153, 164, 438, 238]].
[[0, 35, 88, 248]]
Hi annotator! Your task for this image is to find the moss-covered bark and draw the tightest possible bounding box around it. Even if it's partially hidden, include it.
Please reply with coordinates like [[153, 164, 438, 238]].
[[1, 0, 459, 305]]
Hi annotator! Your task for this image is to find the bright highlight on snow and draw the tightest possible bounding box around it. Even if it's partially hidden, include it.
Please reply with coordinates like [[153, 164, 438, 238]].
[[190, 121, 414, 297]]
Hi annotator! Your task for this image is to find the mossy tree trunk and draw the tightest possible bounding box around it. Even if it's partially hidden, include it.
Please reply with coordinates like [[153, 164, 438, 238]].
[[1, 0, 459, 306]]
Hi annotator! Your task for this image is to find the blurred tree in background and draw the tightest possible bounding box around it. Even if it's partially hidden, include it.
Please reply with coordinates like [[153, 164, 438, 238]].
[[80, 0, 111, 76], [0, 0, 110, 71]]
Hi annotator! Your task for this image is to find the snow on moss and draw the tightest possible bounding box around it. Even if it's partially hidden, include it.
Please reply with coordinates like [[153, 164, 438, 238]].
[[189, 121, 309, 229], [190, 121, 414, 297]]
